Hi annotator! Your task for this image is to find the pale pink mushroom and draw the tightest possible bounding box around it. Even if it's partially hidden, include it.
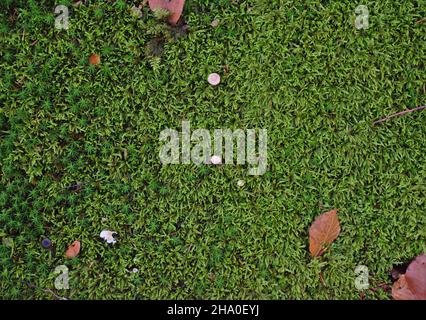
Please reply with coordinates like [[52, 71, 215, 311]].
[[211, 19, 219, 27], [208, 73, 221, 86]]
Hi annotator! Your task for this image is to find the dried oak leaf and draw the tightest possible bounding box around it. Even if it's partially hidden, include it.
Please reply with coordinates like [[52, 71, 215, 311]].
[[309, 209, 340, 257], [65, 240, 81, 259], [392, 254, 426, 300], [89, 53, 100, 65], [148, 0, 185, 25]]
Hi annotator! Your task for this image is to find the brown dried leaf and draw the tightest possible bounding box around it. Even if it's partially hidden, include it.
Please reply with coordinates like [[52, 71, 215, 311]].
[[65, 240, 81, 259], [392, 254, 426, 300], [148, 0, 185, 25], [392, 275, 418, 300], [309, 209, 340, 257]]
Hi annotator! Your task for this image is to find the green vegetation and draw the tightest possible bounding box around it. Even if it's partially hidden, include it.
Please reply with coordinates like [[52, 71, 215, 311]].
[[0, 0, 425, 299]]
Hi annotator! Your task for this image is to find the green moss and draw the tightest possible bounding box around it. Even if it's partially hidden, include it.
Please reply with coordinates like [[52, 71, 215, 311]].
[[0, 0, 425, 299]]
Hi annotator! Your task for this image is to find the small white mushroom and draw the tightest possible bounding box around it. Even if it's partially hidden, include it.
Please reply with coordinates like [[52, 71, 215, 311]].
[[100, 230, 117, 244], [237, 180, 245, 187]]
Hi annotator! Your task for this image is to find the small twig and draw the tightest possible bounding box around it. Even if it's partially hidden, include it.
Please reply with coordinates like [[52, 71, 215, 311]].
[[416, 17, 426, 24], [44, 288, 68, 300], [373, 106, 426, 125], [23, 281, 68, 300]]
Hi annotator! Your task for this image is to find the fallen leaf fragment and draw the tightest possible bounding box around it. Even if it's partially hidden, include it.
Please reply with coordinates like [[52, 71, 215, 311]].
[[100, 230, 117, 244], [309, 209, 340, 257], [392, 275, 417, 300], [65, 240, 80, 258], [390, 262, 410, 281], [148, 0, 185, 25], [89, 53, 100, 65], [392, 254, 426, 300]]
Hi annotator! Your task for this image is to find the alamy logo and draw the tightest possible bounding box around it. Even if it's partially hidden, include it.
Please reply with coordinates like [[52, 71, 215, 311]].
[[159, 121, 268, 175], [354, 265, 369, 290], [54, 265, 69, 290], [54, 5, 69, 30]]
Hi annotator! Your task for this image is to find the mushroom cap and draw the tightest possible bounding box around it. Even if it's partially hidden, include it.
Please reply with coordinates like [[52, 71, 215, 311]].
[[41, 238, 52, 248], [208, 73, 221, 86], [100, 230, 117, 244]]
